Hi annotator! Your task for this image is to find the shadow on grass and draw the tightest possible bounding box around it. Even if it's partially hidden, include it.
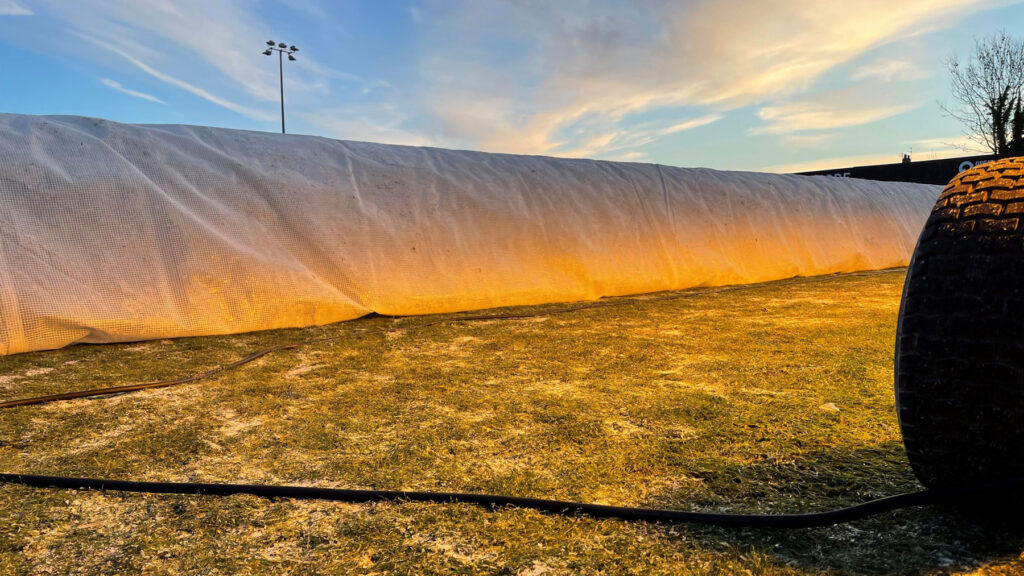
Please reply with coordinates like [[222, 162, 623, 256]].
[[665, 440, 1024, 575]]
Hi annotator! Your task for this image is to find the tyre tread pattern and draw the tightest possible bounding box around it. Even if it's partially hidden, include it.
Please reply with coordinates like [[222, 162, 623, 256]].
[[897, 157, 1024, 489]]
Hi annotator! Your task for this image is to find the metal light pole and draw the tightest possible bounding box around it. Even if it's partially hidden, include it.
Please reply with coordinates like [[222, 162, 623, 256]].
[[262, 40, 299, 134]]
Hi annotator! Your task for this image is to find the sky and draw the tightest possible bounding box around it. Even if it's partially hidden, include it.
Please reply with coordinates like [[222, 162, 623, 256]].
[[1, 0, 1023, 173]]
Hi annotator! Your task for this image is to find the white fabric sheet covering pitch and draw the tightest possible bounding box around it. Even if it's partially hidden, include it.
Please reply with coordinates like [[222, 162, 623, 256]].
[[0, 114, 940, 355]]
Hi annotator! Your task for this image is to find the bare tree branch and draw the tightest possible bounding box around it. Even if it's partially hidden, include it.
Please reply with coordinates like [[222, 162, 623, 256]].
[[940, 30, 1024, 154]]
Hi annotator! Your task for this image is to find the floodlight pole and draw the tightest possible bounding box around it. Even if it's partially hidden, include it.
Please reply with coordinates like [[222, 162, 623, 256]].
[[262, 41, 299, 134], [279, 49, 285, 134]]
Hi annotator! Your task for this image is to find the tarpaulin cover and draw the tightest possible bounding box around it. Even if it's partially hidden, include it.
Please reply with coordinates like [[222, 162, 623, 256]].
[[0, 114, 940, 355]]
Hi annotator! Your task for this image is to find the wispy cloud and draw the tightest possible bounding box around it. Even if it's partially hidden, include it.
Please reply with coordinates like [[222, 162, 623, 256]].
[[88, 36, 275, 121], [0, 0, 1013, 165], [304, 103, 440, 148], [751, 81, 922, 135], [851, 58, 930, 82], [670, 0, 978, 106], [663, 115, 726, 136], [317, 119, 436, 147], [0, 0, 32, 16], [604, 151, 648, 162], [35, 0, 286, 101], [754, 101, 919, 135], [28, 0, 368, 114], [911, 135, 989, 157], [100, 78, 165, 104], [781, 133, 838, 148], [415, 0, 996, 157], [558, 113, 724, 158]]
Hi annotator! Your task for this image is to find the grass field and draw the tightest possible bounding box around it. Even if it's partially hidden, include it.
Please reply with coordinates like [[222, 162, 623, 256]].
[[2, 268, 1024, 575]]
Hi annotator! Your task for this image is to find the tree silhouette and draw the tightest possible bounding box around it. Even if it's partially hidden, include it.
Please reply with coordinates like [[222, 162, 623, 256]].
[[942, 30, 1024, 155]]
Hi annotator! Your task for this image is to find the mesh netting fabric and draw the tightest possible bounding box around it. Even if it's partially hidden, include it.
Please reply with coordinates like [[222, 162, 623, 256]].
[[0, 114, 939, 355]]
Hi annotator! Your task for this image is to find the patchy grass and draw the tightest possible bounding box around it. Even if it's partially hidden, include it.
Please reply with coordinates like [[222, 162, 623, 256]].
[[2, 268, 1024, 575]]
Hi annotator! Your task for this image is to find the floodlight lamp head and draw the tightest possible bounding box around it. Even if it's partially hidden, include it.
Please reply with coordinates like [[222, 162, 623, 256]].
[[278, 42, 286, 48], [266, 40, 275, 46], [290, 46, 298, 52], [262, 49, 272, 56], [288, 54, 296, 61]]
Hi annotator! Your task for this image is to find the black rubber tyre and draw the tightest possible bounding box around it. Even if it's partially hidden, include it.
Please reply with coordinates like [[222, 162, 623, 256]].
[[896, 157, 1024, 490]]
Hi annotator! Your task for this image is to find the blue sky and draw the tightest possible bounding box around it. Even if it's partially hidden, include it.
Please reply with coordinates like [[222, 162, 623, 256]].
[[1, 0, 1022, 172]]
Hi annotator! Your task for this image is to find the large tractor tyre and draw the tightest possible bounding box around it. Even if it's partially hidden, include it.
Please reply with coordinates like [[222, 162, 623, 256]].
[[896, 157, 1024, 490]]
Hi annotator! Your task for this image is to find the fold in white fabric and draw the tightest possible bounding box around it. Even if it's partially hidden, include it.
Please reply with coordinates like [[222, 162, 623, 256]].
[[0, 114, 939, 354]]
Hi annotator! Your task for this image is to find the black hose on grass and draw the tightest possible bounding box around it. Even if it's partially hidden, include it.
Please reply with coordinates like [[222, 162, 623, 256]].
[[6, 269, 994, 529], [2, 472, 1022, 528]]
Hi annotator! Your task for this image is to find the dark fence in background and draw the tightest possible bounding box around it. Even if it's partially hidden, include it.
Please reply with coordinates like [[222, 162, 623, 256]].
[[796, 154, 1002, 186]]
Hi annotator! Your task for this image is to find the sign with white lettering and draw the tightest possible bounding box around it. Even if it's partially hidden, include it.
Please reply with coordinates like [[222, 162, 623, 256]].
[[797, 154, 1002, 185]]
